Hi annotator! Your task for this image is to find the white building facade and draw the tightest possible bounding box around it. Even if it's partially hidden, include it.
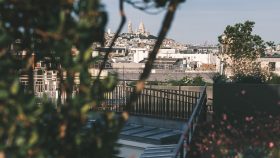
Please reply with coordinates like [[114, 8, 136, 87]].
[[33, 61, 59, 102]]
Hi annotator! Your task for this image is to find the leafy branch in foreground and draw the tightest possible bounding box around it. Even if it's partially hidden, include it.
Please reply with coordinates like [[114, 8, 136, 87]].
[[0, 0, 185, 157]]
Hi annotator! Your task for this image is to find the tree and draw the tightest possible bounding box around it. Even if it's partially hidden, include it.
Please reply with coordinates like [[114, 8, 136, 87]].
[[218, 21, 267, 82], [0, 0, 184, 157], [266, 41, 276, 53]]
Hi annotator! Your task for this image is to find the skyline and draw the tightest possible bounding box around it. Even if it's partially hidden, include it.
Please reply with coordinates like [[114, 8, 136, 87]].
[[103, 0, 280, 45]]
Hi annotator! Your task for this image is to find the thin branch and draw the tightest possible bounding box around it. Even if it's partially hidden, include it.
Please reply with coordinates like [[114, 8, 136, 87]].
[[97, 0, 126, 78], [125, 0, 165, 15], [125, 0, 181, 111]]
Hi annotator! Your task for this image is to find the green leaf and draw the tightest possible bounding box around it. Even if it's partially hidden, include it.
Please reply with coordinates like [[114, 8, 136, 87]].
[[103, 73, 118, 91], [16, 136, 25, 146], [28, 131, 38, 146], [10, 79, 19, 95], [75, 134, 82, 146], [83, 47, 93, 61], [0, 90, 8, 99], [81, 103, 91, 115]]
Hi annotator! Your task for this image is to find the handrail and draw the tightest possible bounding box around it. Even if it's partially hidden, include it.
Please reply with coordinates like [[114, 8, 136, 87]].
[[125, 86, 200, 98], [172, 85, 207, 158], [103, 85, 203, 120]]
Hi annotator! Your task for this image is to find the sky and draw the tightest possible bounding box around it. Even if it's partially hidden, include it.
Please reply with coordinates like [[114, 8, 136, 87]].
[[102, 0, 280, 45]]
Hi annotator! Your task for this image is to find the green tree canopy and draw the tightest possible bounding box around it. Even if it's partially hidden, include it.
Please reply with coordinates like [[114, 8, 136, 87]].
[[218, 21, 265, 61], [218, 21, 267, 82]]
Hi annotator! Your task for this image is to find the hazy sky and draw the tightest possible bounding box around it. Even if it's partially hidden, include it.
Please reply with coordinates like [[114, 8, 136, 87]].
[[103, 0, 280, 45]]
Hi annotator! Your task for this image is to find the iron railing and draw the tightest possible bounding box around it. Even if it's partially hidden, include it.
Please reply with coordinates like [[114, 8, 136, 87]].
[[172, 86, 207, 158], [103, 85, 202, 120]]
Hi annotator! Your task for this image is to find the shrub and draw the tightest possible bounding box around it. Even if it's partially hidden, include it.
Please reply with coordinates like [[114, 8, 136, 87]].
[[192, 76, 206, 86], [267, 73, 280, 84], [147, 80, 161, 85], [212, 73, 228, 84], [168, 76, 206, 86], [232, 73, 266, 84]]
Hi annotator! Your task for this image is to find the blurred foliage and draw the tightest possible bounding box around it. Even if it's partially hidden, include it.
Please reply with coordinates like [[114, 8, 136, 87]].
[[0, 0, 183, 157], [189, 114, 280, 158], [0, 0, 123, 157], [125, 0, 185, 14]]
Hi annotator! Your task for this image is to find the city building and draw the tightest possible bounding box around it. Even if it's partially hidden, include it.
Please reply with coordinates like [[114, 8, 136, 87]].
[[258, 57, 280, 76], [33, 59, 60, 102]]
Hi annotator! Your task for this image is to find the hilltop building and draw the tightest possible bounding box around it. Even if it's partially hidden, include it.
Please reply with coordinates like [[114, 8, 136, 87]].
[[128, 21, 133, 34], [127, 20, 150, 36], [138, 21, 145, 34], [258, 57, 280, 76]]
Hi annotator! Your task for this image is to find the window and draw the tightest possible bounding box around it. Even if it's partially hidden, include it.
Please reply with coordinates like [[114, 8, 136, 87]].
[[47, 72, 52, 78], [37, 70, 43, 75], [269, 62, 276, 71]]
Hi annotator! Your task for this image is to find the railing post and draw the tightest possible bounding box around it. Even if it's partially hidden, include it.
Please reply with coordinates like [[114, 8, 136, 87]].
[[160, 90, 163, 117], [183, 91, 186, 119], [153, 89, 155, 115], [115, 86, 118, 112], [199, 90, 207, 122], [127, 86, 131, 113], [180, 144, 184, 158], [187, 91, 191, 119], [142, 88, 144, 114], [156, 91, 159, 117], [167, 92, 170, 118]]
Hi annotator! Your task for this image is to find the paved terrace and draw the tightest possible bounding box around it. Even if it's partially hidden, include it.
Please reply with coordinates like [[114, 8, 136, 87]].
[[101, 85, 208, 158]]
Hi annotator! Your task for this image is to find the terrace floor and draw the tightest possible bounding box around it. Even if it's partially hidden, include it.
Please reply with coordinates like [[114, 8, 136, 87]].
[[116, 116, 186, 158]]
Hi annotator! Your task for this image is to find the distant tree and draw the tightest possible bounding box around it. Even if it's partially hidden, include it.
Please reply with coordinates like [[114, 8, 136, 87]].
[[168, 76, 206, 86], [266, 41, 276, 53], [218, 21, 267, 82], [0, 0, 184, 157], [192, 76, 206, 86]]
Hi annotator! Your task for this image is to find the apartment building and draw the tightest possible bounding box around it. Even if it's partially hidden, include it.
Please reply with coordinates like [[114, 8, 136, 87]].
[[33, 60, 59, 102]]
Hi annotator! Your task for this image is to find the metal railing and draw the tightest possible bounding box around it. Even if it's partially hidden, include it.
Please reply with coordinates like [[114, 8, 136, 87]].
[[103, 85, 202, 120], [172, 86, 207, 158]]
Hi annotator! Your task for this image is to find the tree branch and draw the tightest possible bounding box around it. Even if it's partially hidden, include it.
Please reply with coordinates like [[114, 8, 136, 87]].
[[97, 0, 126, 78], [125, 0, 165, 15], [125, 0, 181, 111]]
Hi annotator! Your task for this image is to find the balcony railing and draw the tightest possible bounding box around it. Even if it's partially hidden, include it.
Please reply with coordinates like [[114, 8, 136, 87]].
[[172, 86, 207, 158], [103, 85, 203, 120]]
